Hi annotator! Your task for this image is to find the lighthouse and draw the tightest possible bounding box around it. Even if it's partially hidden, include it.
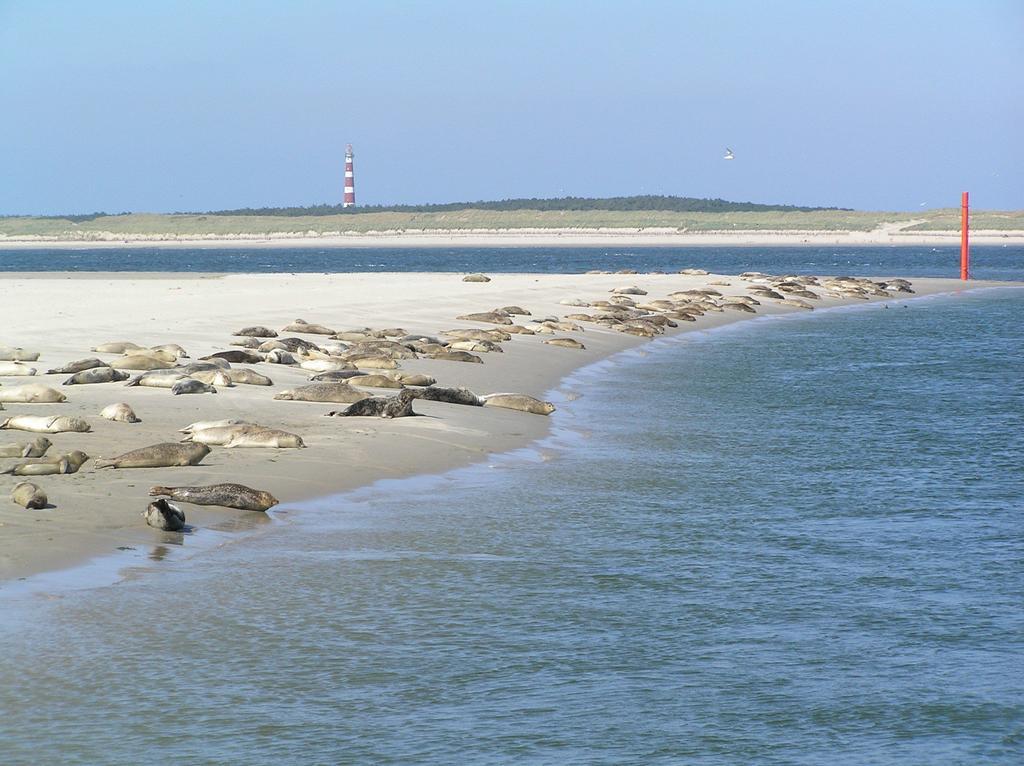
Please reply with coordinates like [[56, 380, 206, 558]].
[[343, 144, 355, 207]]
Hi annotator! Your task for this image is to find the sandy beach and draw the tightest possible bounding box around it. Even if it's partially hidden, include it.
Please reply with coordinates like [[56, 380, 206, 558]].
[[0, 270, 995, 582], [1, 227, 1023, 249]]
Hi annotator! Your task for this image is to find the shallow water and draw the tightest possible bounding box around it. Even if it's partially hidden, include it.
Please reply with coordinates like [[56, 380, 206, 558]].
[[0, 288, 1021, 764], [1, 244, 1022, 281]]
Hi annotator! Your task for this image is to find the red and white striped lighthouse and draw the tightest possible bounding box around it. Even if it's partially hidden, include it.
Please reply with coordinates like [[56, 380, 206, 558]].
[[343, 144, 355, 207]]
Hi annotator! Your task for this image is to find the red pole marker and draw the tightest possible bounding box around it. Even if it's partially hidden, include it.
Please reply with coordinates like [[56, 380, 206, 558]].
[[960, 191, 969, 280]]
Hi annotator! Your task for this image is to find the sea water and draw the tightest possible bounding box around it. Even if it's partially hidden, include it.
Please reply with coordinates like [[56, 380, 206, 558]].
[[0, 286, 1020, 764], [1, 244, 1023, 281]]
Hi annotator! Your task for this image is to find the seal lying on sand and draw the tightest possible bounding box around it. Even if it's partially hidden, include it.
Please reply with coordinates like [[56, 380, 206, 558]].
[[63, 367, 130, 385], [125, 370, 188, 388], [428, 350, 484, 364], [143, 499, 186, 531], [2, 450, 89, 476], [234, 326, 278, 338], [91, 341, 143, 354], [309, 370, 365, 382], [274, 383, 369, 404], [171, 379, 217, 395], [0, 362, 37, 376], [455, 311, 512, 326], [0, 347, 41, 362], [0, 415, 90, 433], [481, 393, 556, 416], [282, 319, 336, 335], [110, 355, 175, 371], [326, 389, 418, 419], [149, 483, 279, 512], [188, 369, 234, 387], [95, 443, 211, 469], [411, 387, 483, 406], [100, 403, 141, 423], [462, 273, 491, 282], [543, 338, 586, 350], [11, 482, 47, 509], [183, 425, 305, 449], [179, 419, 253, 434], [0, 436, 51, 458], [201, 350, 263, 364], [0, 384, 67, 404], [348, 374, 404, 389], [223, 368, 273, 386]]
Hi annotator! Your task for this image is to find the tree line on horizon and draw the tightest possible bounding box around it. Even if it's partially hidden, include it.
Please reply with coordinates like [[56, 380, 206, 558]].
[[188, 195, 849, 217]]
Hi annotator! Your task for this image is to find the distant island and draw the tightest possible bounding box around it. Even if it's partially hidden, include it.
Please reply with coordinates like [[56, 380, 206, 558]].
[[1, 195, 1021, 248]]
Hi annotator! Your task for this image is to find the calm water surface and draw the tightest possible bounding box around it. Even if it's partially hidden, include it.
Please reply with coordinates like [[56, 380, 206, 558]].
[[0, 288, 1021, 764], [0, 244, 1022, 281]]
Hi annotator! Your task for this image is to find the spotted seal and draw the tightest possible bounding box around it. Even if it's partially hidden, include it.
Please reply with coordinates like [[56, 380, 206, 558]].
[[143, 499, 186, 531], [49, 358, 111, 375], [411, 387, 482, 406], [0, 362, 37, 376], [149, 483, 279, 512], [0, 347, 41, 362], [274, 383, 369, 404], [63, 367, 130, 385], [2, 450, 89, 476], [95, 442, 211, 469], [326, 389, 417, 418], [282, 319, 336, 335], [233, 326, 278, 338], [171, 379, 217, 395]]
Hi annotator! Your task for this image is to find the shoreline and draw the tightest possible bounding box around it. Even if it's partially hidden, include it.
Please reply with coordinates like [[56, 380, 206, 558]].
[[0, 272, 1011, 588], [2, 228, 1023, 250]]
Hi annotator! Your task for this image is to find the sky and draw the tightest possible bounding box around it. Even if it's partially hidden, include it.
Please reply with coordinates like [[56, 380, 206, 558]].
[[1, 0, 1021, 215]]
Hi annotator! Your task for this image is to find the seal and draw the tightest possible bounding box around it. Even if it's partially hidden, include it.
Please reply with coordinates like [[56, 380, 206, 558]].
[[179, 418, 253, 434], [47, 358, 109, 374], [110, 355, 176, 371], [11, 482, 47, 509], [233, 326, 278, 338], [0, 362, 37, 376], [299, 359, 354, 373], [266, 349, 299, 365], [0, 415, 90, 433], [543, 338, 586, 350], [274, 383, 369, 404], [63, 367, 130, 385], [224, 368, 273, 386], [91, 341, 143, 354], [499, 305, 531, 316], [411, 387, 482, 406], [95, 442, 211, 469], [455, 311, 513, 326], [349, 356, 400, 370], [449, 340, 503, 353], [427, 350, 484, 364], [0, 436, 51, 458], [282, 319, 337, 335], [150, 344, 189, 359], [125, 370, 188, 388], [264, 337, 321, 353], [0, 347, 41, 362], [308, 370, 365, 382], [188, 369, 234, 387], [611, 286, 648, 295], [171, 379, 217, 395], [441, 329, 511, 342], [201, 350, 263, 364], [100, 403, 141, 423], [182, 426, 305, 449], [462, 273, 491, 282], [0, 384, 68, 404], [481, 393, 556, 416], [149, 483, 279, 512], [143, 499, 186, 531], [231, 337, 263, 349], [326, 389, 418, 418], [390, 372, 436, 387], [347, 374, 404, 389], [2, 450, 89, 476]]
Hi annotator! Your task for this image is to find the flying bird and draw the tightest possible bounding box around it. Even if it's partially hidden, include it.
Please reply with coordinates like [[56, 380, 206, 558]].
[[723, 148, 735, 160]]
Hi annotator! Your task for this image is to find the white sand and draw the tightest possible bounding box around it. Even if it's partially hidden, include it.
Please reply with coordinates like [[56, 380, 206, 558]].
[[0, 271, 992, 581]]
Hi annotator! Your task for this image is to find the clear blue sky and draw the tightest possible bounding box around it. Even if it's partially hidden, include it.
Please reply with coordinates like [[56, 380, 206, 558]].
[[1, 0, 1020, 214]]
